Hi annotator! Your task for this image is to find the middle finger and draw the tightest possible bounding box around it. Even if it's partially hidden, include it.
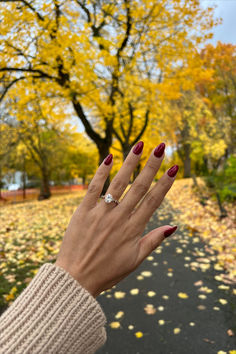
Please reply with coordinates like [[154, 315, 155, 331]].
[[117, 142, 165, 215], [102, 141, 144, 208]]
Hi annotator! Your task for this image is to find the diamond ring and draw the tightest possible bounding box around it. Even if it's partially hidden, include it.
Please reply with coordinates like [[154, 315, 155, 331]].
[[101, 193, 119, 205]]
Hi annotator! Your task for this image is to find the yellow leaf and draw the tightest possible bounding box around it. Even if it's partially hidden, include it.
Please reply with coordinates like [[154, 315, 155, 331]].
[[114, 291, 126, 299], [110, 322, 120, 329], [135, 331, 143, 338], [218, 299, 228, 305], [173, 328, 181, 334], [141, 271, 152, 277], [147, 291, 156, 297], [178, 292, 189, 299], [115, 311, 124, 319]]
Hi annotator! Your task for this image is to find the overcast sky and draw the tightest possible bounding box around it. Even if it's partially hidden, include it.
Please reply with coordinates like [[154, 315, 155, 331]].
[[202, 0, 236, 44]]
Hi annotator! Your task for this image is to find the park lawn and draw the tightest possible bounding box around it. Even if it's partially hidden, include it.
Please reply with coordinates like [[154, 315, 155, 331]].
[[0, 179, 235, 310], [166, 178, 236, 285], [0, 191, 86, 309]]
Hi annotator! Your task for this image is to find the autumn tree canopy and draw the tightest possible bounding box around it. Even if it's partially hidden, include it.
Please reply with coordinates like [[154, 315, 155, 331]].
[[0, 0, 217, 166]]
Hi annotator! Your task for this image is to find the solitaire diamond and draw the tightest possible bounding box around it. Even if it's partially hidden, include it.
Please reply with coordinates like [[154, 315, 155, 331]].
[[105, 194, 113, 203]]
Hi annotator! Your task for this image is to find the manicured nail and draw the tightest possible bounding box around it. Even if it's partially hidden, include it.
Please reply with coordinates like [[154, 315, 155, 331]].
[[133, 141, 144, 155], [154, 142, 165, 158], [164, 226, 178, 238], [167, 165, 179, 177], [104, 154, 113, 165]]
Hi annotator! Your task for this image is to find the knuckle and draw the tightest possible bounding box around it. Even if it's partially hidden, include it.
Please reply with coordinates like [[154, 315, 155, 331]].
[[96, 168, 107, 178], [147, 161, 158, 173], [87, 183, 99, 194], [111, 178, 127, 192], [159, 177, 171, 191], [146, 193, 159, 208], [132, 181, 149, 195]]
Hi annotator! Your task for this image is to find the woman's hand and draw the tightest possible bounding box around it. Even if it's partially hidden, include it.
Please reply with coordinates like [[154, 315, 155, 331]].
[[55, 141, 178, 298]]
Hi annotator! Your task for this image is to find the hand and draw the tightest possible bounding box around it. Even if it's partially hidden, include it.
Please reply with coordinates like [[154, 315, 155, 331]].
[[55, 141, 179, 298]]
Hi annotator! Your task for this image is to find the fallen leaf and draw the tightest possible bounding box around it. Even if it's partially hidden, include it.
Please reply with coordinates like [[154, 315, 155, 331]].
[[130, 288, 139, 295], [144, 304, 156, 315], [141, 271, 152, 277], [194, 280, 203, 287], [147, 291, 156, 297], [115, 311, 124, 319], [110, 322, 120, 329], [178, 292, 189, 299], [227, 329, 234, 336], [114, 291, 126, 299], [203, 338, 215, 344], [173, 328, 181, 334], [135, 331, 143, 338], [218, 299, 228, 305]]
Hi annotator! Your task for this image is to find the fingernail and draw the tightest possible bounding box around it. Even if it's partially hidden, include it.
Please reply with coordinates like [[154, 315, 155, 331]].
[[164, 226, 178, 238], [167, 165, 179, 177], [133, 141, 144, 155], [104, 154, 113, 165], [154, 142, 165, 158]]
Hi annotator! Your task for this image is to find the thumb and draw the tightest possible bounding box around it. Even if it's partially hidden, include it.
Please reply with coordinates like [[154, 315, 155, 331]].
[[136, 225, 178, 266]]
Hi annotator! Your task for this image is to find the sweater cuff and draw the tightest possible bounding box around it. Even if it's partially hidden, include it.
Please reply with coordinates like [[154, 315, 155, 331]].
[[0, 262, 107, 354]]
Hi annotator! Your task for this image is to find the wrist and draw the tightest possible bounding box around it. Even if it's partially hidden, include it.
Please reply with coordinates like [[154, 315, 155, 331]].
[[54, 260, 99, 298]]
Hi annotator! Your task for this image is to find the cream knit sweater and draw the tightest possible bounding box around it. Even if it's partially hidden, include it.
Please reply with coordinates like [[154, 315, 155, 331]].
[[0, 262, 107, 353]]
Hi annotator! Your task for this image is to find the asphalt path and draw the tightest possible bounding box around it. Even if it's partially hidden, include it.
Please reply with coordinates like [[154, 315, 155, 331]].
[[97, 200, 236, 354]]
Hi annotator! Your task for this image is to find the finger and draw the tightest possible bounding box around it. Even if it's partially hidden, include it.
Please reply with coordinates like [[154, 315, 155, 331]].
[[102, 141, 144, 208], [135, 225, 178, 266], [130, 165, 179, 226], [117, 142, 165, 214], [82, 154, 113, 210]]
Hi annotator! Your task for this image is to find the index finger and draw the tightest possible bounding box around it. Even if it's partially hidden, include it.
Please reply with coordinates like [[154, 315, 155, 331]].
[[82, 154, 113, 209]]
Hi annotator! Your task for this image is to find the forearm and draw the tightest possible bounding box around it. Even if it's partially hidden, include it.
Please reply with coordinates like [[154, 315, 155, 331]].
[[0, 263, 107, 354]]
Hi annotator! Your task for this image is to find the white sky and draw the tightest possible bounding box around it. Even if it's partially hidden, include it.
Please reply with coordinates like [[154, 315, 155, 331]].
[[202, 0, 236, 44]]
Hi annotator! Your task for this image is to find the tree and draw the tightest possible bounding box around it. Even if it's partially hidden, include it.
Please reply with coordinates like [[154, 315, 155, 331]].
[[158, 90, 227, 178], [199, 42, 236, 158], [0, 121, 19, 200], [0, 0, 217, 193]]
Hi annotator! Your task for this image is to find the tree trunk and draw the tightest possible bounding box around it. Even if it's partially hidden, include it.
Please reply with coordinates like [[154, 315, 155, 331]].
[[38, 168, 51, 200], [22, 156, 26, 199], [203, 156, 209, 175], [183, 144, 191, 178], [215, 192, 228, 219], [82, 175, 86, 186], [191, 173, 199, 188]]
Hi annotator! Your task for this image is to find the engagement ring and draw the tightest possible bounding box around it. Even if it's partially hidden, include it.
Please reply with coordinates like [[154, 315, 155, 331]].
[[101, 194, 119, 205]]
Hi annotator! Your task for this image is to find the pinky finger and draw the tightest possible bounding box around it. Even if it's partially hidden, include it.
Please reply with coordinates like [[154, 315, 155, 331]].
[[135, 225, 178, 267], [82, 154, 113, 210]]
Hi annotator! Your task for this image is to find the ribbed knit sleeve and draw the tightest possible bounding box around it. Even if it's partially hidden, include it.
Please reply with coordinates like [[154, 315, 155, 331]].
[[0, 262, 107, 354]]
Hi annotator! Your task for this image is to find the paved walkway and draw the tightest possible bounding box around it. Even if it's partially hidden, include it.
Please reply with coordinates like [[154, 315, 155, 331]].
[[97, 200, 236, 354]]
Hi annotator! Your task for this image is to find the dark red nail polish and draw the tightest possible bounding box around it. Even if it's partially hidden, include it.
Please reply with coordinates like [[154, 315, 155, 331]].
[[133, 141, 144, 155], [167, 165, 179, 177], [154, 142, 165, 158], [104, 154, 113, 165], [164, 226, 178, 238]]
